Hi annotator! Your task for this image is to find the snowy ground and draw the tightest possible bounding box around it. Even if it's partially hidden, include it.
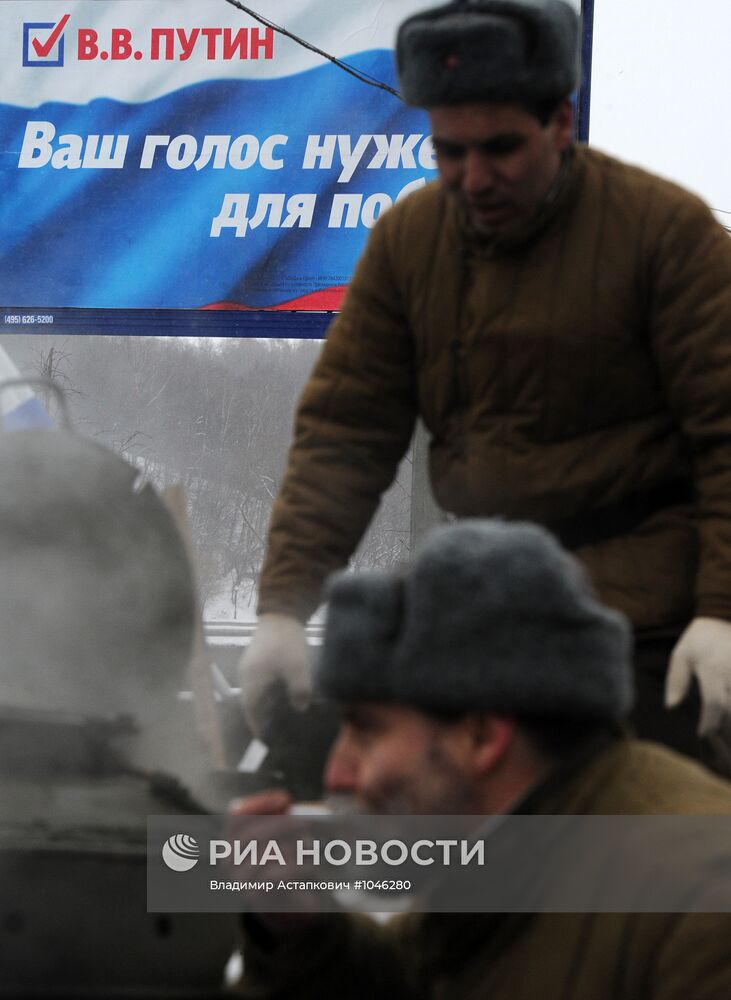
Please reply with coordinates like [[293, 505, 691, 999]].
[[204, 582, 258, 623]]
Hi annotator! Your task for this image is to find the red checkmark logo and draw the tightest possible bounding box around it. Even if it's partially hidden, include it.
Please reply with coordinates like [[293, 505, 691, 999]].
[[31, 14, 70, 58]]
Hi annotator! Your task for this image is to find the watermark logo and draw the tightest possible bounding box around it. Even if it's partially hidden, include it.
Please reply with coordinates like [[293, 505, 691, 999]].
[[162, 834, 200, 872]]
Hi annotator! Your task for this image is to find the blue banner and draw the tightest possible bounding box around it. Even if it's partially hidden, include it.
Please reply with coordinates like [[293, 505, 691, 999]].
[[0, 1, 434, 312]]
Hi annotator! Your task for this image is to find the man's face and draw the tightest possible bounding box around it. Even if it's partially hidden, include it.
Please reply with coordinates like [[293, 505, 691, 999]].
[[429, 100, 573, 234], [323, 703, 481, 814]]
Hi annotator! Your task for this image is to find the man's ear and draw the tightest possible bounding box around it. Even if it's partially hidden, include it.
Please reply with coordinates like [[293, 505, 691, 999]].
[[469, 714, 516, 775], [551, 98, 574, 150]]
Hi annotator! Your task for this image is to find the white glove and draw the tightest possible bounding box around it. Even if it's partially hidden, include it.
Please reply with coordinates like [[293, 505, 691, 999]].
[[665, 617, 731, 737], [238, 613, 313, 736]]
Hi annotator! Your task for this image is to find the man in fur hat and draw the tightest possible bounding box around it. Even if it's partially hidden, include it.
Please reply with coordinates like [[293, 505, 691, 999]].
[[233, 520, 731, 999], [241, 0, 731, 769]]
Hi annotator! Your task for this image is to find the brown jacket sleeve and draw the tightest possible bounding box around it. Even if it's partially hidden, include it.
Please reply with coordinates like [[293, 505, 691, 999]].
[[645, 191, 731, 620], [649, 911, 731, 1000], [257, 209, 418, 620]]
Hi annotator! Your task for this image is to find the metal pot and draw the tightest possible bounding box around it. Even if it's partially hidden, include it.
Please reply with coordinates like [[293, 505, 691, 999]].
[[0, 378, 195, 722]]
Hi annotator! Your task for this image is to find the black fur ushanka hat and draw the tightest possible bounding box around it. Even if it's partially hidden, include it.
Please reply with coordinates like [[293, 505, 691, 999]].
[[396, 0, 580, 108], [317, 519, 634, 725]]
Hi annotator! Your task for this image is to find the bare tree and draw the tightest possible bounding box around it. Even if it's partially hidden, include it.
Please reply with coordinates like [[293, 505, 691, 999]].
[[2, 334, 412, 618]]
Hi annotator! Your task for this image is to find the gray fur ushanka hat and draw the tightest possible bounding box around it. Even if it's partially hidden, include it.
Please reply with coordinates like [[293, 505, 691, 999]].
[[316, 520, 634, 724], [396, 0, 580, 108]]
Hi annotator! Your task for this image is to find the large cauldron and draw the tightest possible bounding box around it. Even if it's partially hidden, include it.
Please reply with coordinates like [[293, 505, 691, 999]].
[[0, 381, 237, 997]]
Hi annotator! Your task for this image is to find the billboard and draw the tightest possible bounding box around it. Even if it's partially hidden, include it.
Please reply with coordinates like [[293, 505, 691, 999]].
[[0, 0, 434, 316]]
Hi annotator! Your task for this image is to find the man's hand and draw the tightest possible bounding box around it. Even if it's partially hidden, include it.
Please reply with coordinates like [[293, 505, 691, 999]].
[[229, 788, 293, 818], [228, 790, 326, 934], [665, 618, 731, 746], [238, 613, 313, 736]]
